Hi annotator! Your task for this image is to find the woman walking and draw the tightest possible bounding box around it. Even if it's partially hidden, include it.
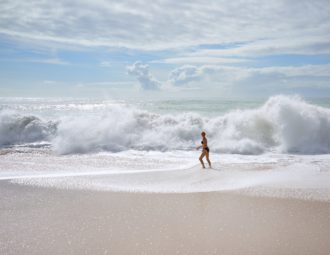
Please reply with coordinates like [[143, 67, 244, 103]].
[[197, 131, 211, 168]]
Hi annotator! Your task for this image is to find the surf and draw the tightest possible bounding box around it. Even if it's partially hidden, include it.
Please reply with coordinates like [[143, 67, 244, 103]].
[[1, 95, 330, 155]]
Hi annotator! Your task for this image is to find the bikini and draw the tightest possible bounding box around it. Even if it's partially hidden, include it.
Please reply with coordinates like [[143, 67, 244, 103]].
[[201, 141, 210, 152]]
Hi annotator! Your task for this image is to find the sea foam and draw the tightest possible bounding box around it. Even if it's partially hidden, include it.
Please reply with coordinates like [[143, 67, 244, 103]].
[[1, 95, 330, 155]]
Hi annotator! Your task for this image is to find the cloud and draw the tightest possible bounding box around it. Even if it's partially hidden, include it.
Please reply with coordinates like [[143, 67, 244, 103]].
[[168, 65, 246, 86], [127, 62, 161, 90], [0, 0, 329, 53], [130, 61, 330, 91], [187, 36, 330, 58], [249, 65, 330, 78], [155, 56, 246, 65], [32, 58, 69, 65], [4, 57, 70, 65], [168, 65, 201, 85], [128, 62, 330, 96], [3, 0, 329, 97], [169, 64, 330, 89]]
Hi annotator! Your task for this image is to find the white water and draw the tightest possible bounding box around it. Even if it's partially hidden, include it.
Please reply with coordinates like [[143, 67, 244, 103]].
[[1, 95, 330, 155], [1, 95, 330, 201], [3, 150, 330, 201]]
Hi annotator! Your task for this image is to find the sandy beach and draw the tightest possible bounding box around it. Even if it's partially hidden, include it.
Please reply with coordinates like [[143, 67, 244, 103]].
[[2, 0, 330, 253], [1, 181, 329, 255]]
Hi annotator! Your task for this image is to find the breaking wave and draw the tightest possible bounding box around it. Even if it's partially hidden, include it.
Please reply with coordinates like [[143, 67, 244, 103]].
[[1, 95, 330, 155], [0, 110, 56, 147]]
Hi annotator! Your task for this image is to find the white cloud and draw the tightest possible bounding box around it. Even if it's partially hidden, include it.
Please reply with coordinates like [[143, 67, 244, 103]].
[[0, 0, 329, 53], [127, 62, 161, 90], [168, 65, 201, 85], [168, 65, 246, 86], [249, 65, 330, 78], [34, 58, 69, 65], [3, 0, 329, 97], [171, 63, 330, 89], [130, 61, 330, 91], [155, 56, 246, 65], [2, 57, 71, 65], [187, 36, 330, 58], [5, 57, 70, 65]]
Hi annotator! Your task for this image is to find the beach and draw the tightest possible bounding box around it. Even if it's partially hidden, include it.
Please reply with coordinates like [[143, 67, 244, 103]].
[[1, 96, 330, 254], [1, 181, 330, 255], [2, 0, 330, 253]]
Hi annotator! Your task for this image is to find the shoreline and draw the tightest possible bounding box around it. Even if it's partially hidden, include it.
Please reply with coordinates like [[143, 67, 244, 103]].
[[1, 181, 330, 255]]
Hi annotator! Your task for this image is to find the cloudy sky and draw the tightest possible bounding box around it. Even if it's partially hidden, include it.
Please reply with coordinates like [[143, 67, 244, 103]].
[[1, 0, 330, 99]]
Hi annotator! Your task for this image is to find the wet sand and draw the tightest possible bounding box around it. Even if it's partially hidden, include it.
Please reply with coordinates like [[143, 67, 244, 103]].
[[1, 181, 330, 255]]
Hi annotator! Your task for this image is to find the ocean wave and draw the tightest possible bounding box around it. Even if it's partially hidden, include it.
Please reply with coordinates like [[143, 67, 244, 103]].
[[0, 110, 56, 147], [1, 95, 330, 155]]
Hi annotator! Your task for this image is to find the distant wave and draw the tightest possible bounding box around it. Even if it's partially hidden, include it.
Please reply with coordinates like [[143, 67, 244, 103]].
[[1, 95, 330, 155]]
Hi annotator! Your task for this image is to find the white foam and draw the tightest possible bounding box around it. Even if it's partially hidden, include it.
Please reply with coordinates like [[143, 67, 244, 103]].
[[54, 95, 330, 155], [1, 95, 330, 155], [2, 96, 330, 201], [5, 151, 330, 202], [209, 95, 330, 154]]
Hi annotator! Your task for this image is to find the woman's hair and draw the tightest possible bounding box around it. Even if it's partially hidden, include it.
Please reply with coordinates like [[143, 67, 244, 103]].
[[201, 131, 206, 136]]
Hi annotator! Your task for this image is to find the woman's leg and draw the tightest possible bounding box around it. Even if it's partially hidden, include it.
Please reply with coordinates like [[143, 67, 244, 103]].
[[199, 151, 206, 168], [205, 151, 211, 167]]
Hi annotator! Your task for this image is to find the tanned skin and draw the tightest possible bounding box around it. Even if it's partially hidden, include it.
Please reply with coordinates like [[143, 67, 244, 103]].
[[196, 131, 211, 169]]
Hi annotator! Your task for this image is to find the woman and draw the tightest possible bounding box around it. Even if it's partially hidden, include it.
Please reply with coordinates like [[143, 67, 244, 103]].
[[196, 131, 211, 169]]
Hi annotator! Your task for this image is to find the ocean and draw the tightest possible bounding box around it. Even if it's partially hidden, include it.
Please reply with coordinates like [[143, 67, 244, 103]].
[[1, 95, 330, 200]]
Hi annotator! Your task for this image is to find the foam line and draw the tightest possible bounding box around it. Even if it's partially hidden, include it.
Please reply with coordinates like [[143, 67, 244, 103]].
[[0, 165, 199, 181]]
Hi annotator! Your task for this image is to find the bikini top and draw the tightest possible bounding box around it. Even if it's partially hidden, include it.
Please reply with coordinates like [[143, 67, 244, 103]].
[[202, 140, 208, 146]]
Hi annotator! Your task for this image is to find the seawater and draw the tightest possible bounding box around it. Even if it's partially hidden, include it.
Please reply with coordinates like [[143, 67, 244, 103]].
[[1, 95, 330, 155], [1, 95, 330, 200]]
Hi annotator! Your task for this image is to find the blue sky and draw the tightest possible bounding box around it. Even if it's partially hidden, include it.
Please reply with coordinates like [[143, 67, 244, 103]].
[[0, 0, 330, 99]]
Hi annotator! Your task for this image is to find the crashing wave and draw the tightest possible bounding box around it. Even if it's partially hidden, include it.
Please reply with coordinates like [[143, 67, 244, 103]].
[[0, 111, 56, 147], [1, 95, 330, 155]]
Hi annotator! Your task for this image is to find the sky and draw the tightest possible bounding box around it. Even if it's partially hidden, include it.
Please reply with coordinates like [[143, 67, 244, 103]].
[[0, 0, 330, 99]]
